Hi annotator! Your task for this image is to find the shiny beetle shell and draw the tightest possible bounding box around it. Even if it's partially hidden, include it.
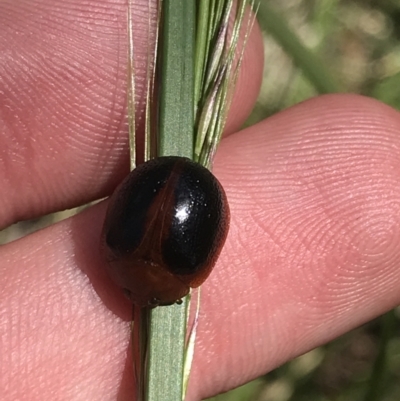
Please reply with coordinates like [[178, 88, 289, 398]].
[[100, 156, 230, 307]]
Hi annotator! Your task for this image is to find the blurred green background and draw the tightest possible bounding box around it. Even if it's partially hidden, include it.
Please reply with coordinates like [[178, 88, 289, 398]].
[[249, 0, 400, 123], [1, 0, 399, 400]]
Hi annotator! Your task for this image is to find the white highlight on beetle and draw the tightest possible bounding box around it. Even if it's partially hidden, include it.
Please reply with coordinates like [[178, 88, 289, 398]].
[[175, 203, 190, 223]]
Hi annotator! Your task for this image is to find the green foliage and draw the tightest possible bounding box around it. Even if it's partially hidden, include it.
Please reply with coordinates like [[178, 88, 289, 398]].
[[131, 1, 256, 400], [248, 0, 400, 124]]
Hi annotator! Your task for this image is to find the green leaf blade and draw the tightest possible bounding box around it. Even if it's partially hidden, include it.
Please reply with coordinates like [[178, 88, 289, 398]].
[[158, 0, 195, 159]]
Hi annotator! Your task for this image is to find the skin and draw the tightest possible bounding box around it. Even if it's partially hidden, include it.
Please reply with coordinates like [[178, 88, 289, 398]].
[[1, 1, 400, 400]]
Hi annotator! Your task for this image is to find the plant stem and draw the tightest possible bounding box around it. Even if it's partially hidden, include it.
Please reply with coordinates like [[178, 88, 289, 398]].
[[138, 1, 196, 400]]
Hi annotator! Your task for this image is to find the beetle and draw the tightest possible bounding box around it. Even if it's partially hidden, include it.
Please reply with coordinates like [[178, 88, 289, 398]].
[[100, 156, 230, 307]]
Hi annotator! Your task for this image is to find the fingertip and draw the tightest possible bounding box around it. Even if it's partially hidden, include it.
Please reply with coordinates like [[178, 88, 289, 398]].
[[191, 93, 400, 399]]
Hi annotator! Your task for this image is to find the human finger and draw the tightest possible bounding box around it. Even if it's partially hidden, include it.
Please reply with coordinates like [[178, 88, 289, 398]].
[[0, 0, 263, 228], [4, 94, 399, 401], [188, 94, 400, 399]]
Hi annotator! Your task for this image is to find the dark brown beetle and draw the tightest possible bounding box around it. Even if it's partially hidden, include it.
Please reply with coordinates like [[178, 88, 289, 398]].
[[100, 156, 230, 307]]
